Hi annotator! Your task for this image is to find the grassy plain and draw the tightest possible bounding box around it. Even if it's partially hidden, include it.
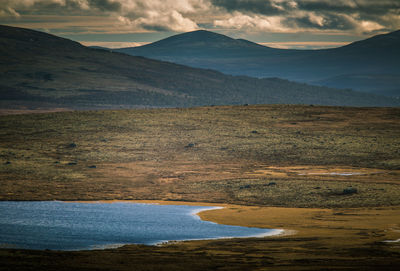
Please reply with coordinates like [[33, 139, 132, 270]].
[[0, 104, 400, 270]]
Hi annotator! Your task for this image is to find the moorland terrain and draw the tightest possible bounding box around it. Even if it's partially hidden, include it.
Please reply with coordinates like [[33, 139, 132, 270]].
[[0, 104, 399, 270]]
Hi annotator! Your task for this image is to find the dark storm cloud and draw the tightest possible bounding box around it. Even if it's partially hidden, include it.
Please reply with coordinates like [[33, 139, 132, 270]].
[[89, 0, 122, 12], [296, 1, 400, 15], [22, 0, 121, 14], [211, 0, 292, 15], [211, 0, 400, 16], [286, 13, 355, 30], [295, 1, 400, 32], [1, 0, 200, 32], [0, 0, 121, 17], [210, 0, 400, 32]]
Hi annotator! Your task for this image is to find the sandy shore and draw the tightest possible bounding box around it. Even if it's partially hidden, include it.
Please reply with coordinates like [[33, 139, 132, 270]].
[[63, 200, 291, 242], [2, 200, 399, 270], [63, 200, 400, 243]]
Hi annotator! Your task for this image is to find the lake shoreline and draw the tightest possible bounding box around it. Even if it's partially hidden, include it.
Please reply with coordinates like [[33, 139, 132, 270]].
[[63, 200, 291, 247], [5, 199, 400, 246], [64, 200, 293, 241], [1, 202, 399, 270], [0, 201, 287, 251]]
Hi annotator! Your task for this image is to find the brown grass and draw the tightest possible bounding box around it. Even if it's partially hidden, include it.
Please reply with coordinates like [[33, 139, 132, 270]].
[[1, 105, 400, 270]]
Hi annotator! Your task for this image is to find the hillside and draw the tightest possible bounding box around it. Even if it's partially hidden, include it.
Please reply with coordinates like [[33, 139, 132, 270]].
[[0, 25, 399, 109], [116, 30, 400, 98], [124, 30, 272, 58]]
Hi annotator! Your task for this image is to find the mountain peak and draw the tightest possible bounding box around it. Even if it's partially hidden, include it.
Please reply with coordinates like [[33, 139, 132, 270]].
[[147, 29, 243, 47], [120, 29, 270, 57], [183, 29, 226, 37]]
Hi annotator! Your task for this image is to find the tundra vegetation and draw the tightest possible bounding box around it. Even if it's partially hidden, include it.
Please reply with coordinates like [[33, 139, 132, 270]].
[[0, 104, 400, 270]]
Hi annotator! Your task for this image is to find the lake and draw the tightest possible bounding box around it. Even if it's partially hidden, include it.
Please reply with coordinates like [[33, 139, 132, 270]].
[[0, 201, 280, 250]]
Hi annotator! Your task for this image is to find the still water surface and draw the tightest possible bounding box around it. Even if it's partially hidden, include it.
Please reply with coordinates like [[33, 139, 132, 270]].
[[0, 201, 279, 250]]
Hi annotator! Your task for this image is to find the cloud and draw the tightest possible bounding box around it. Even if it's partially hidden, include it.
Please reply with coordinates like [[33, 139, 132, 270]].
[[90, 0, 121, 11], [116, 0, 202, 32], [211, 0, 400, 33], [0, 0, 202, 32], [0, 6, 21, 17], [118, 9, 198, 32], [0, 0, 122, 13], [283, 12, 359, 31], [211, 0, 400, 17], [214, 12, 288, 32], [1, 0, 399, 39], [211, 0, 293, 15]]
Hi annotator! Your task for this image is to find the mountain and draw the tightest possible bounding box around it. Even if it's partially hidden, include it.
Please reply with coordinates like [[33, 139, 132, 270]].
[[0, 25, 399, 109], [116, 30, 283, 75], [338, 30, 400, 53], [124, 30, 272, 57], [116, 30, 400, 98]]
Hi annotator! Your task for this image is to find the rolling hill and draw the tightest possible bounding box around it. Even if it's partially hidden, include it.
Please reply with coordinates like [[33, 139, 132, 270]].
[[0, 25, 399, 109], [116, 30, 400, 98]]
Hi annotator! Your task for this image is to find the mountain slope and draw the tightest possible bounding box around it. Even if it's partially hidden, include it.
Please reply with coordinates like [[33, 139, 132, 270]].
[[116, 30, 400, 97], [125, 30, 273, 57], [1, 25, 399, 109], [338, 30, 400, 53]]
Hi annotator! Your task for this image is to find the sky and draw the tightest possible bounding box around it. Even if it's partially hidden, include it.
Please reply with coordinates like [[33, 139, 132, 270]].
[[1, 0, 399, 49]]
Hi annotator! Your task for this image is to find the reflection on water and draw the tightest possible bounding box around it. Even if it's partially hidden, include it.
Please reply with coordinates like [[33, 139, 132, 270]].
[[0, 201, 280, 250]]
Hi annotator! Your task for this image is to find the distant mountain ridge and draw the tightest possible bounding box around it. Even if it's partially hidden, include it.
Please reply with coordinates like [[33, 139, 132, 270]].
[[118, 30, 277, 59], [339, 30, 400, 52], [1, 25, 399, 109], [132, 30, 270, 54], [116, 30, 400, 98]]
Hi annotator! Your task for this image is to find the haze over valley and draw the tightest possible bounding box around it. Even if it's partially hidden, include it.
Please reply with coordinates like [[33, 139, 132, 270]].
[[116, 29, 400, 98]]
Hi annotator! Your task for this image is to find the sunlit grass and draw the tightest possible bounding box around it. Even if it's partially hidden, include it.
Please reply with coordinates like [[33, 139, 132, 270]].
[[0, 105, 399, 206]]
